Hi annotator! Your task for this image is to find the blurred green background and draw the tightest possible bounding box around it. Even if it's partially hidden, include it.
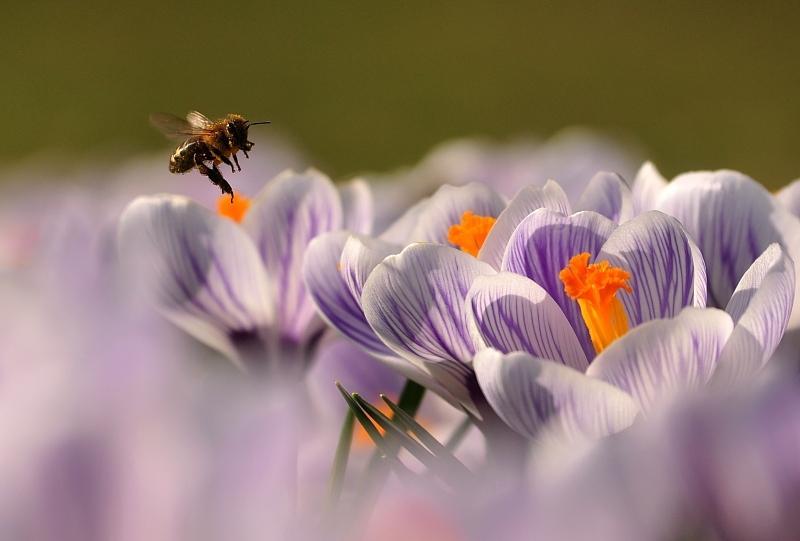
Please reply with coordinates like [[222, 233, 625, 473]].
[[5, 1, 800, 187]]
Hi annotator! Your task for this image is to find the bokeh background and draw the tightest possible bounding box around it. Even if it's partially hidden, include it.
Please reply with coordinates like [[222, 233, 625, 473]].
[[6, 0, 800, 187]]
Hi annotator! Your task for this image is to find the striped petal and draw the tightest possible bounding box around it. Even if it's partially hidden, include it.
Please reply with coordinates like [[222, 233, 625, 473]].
[[502, 209, 617, 360], [587, 308, 733, 413], [478, 181, 571, 269], [598, 211, 706, 327], [575, 171, 634, 224], [474, 349, 639, 440], [361, 244, 496, 404], [655, 170, 800, 328], [714, 244, 796, 384], [243, 169, 342, 343], [340, 235, 401, 302], [466, 273, 588, 371], [303, 232, 395, 358], [407, 183, 506, 245], [117, 195, 273, 363]]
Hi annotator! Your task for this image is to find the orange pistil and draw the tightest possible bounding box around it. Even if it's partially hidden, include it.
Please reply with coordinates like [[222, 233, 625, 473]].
[[447, 211, 496, 257], [559, 252, 632, 354], [217, 192, 251, 223]]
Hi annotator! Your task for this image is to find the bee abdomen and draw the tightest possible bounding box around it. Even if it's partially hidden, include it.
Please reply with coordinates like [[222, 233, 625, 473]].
[[169, 141, 198, 174]]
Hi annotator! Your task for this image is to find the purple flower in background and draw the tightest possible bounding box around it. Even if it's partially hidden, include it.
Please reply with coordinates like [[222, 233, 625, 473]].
[[776, 176, 800, 219], [631, 163, 800, 330], [118, 168, 372, 371], [500, 376, 800, 541], [368, 129, 640, 230]]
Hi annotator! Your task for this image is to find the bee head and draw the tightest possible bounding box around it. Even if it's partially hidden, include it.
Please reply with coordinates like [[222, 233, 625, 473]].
[[225, 116, 251, 151]]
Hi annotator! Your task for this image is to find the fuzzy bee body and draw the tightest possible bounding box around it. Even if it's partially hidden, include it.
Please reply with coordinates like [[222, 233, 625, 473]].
[[150, 111, 270, 201]]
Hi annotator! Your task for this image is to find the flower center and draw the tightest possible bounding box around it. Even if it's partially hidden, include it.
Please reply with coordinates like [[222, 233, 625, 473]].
[[559, 252, 632, 354], [217, 192, 251, 223], [447, 211, 496, 257]]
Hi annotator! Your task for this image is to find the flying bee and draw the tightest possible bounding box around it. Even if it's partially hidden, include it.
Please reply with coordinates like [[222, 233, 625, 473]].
[[150, 111, 270, 202]]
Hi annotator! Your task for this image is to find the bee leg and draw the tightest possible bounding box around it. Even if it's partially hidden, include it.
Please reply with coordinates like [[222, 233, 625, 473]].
[[210, 166, 234, 202], [211, 149, 236, 174], [232, 153, 241, 172], [195, 155, 234, 202]]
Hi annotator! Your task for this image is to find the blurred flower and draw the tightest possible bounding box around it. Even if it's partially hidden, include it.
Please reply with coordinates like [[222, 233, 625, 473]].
[[117, 169, 372, 371], [507, 375, 800, 541], [776, 176, 800, 218], [0, 132, 306, 272], [369, 129, 640, 231]]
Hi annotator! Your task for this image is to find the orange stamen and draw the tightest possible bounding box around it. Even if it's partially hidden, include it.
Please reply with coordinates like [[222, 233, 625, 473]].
[[217, 192, 251, 223], [447, 211, 496, 257], [559, 252, 632, 354]]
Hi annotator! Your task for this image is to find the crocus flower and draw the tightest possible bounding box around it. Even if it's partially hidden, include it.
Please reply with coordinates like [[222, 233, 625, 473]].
[[305, 178, 614, 407], [630, 163, 800, 330], [117, 168, 372, 371], [471, 206, 794, 440]]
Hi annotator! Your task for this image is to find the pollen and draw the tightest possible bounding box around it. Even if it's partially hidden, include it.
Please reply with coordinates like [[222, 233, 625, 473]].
[[447, 211, 496, 257], [559, 252, 632, 354], [217, 192, 251, 223]]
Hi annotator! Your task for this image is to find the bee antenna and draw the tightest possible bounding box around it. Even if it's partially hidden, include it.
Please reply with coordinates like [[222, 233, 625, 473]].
[[248, 121, 271, 126]]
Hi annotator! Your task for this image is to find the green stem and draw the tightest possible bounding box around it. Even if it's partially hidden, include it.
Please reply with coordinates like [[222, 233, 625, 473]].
[[395, 379, 426, 415], [326, 408, 355, 509]]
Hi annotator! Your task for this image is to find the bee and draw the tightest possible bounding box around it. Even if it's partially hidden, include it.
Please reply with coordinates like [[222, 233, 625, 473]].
[[150, 111, 270, 202]]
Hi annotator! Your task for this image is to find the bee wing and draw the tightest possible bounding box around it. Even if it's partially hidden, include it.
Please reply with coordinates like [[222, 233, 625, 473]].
[[186, 110, 213, 129], [149, 112, 204, 139]]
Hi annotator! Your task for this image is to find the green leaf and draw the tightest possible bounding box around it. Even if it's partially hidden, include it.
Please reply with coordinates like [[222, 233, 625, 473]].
[[326, 406, 354, 509]]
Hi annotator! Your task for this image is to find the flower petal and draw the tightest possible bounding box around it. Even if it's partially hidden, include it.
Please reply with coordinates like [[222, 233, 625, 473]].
[[502, 209, 617, 360], [713, 244, 796, 384], [338, 178, 373, 235], [340, 235, 402, 301], [407, 183, 507, 245], [575, 171, 634, 224], [361, 244, 496, 403], [466, 273, 588, 371], [303, 232, 395, 358], [478, 181, 571, 269], [631, 161, 667, 215], [597, 211, 707, 326], [243, 169, 342, 342], [474, 349, 639, 440], [587, 308, 734, 412], [655, 170, 800, 326], [117, 195, 273, 362], [775, 178, 800, 219]]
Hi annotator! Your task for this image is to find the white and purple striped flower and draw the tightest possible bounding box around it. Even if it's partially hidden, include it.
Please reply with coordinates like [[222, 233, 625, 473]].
[[117, 168, 372, 371], [471, 209, 794, 439]]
